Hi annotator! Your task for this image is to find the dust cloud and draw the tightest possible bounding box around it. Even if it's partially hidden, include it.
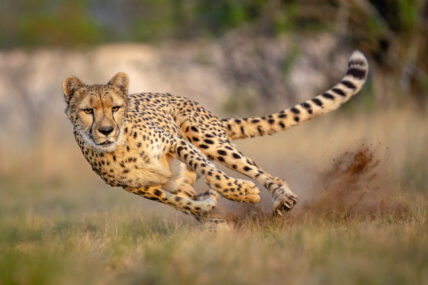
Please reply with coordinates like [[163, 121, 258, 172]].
[[221, 144, 408, 224]]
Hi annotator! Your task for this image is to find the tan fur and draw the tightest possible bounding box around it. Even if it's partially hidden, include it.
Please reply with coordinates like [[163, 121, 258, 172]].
[[63, 51, 368, 220]]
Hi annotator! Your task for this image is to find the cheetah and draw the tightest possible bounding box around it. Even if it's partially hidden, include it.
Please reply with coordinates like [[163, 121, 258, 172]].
[[63, 51, 368, 222]]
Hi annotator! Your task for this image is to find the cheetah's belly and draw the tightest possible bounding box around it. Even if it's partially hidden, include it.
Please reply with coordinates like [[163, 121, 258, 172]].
[[100, 164, 171, 188], [95, 159, 172, 188]]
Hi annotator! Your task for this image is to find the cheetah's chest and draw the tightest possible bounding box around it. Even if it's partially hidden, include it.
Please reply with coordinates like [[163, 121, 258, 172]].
[[80, 142, 171, 188]]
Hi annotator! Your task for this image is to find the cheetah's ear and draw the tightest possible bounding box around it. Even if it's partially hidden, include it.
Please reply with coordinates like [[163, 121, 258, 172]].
[[63, 76, 84, 104], [108, 72, 129, 94]]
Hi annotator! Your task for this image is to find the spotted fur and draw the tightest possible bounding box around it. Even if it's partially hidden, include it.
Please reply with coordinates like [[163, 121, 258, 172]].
[[63, 51, 368, 221]]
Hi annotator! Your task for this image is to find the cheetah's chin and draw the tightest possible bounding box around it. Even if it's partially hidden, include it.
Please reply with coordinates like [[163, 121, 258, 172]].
[[79, 129, 126, 153]]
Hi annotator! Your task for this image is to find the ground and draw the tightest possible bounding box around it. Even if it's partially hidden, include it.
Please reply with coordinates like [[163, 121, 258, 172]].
[[0, 107, 427, 285]]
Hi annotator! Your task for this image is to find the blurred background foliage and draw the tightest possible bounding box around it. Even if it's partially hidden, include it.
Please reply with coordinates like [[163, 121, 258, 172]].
[[2, 0, 427, 47], [1, 0, 427, 104]]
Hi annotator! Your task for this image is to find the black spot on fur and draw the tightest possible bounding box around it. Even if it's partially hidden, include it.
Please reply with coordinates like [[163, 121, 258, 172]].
[[322, 93, 335, 100], [232, 153, 241, 159], [243, 166, 251, 172], [331, 88, 346, 97], [312, 98, 323, 107], [177, 146, 183, 155], [341, 80, 356, 90], [218, 150, 227, 155], [204, 139, 214, 144], [294, 116, 300, 122], [154, 189, 162, 197], [346, 68, 366, 79], [301, 102, 311, 109], [291, 107, 300, 114]]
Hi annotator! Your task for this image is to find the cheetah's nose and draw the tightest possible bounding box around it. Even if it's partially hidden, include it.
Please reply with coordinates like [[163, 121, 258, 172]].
[[98, 126, 114, 136]]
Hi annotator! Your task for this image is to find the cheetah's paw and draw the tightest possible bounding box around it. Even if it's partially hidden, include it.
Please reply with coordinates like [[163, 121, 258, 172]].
[[190, 190, 218, 218], [241, 180, 261, 203], [222, 179, 261, 203], [195, 189, 220, 202], [272, 185, 298, 216]]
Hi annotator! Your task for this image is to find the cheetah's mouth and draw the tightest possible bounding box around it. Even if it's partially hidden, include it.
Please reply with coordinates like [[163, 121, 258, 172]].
[[99, 140, 113, 146], [90, 129, 124, 153]]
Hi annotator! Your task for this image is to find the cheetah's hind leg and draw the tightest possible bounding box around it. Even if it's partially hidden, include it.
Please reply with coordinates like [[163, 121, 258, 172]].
[[181, 122, 298, 215]]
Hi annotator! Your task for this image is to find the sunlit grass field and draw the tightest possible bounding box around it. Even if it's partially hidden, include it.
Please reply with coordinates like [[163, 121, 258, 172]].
[[0, 106, 427, 284]]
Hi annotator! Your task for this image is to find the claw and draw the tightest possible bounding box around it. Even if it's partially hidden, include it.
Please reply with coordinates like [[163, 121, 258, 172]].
[[274, 208, 283, 217], [272, 185, 298, 216]]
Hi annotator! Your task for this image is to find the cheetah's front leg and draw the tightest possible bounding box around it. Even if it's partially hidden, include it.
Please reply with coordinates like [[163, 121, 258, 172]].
[[124, 185, 218, 220]]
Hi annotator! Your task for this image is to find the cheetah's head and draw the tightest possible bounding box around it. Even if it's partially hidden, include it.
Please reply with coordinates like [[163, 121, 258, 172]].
[[62, 72, 129, 153]]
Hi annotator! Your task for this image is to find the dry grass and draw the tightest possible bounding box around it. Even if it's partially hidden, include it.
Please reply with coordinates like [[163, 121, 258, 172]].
[[0, 106, 427, 284]]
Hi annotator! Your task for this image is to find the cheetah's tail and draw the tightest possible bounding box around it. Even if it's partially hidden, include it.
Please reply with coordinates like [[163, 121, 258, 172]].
[[221, 50, 369, 140]]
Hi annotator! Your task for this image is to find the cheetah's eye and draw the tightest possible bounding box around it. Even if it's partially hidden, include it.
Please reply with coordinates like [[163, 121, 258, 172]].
[[83, 108, 93, 114], [112, 106, 120, 112]]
